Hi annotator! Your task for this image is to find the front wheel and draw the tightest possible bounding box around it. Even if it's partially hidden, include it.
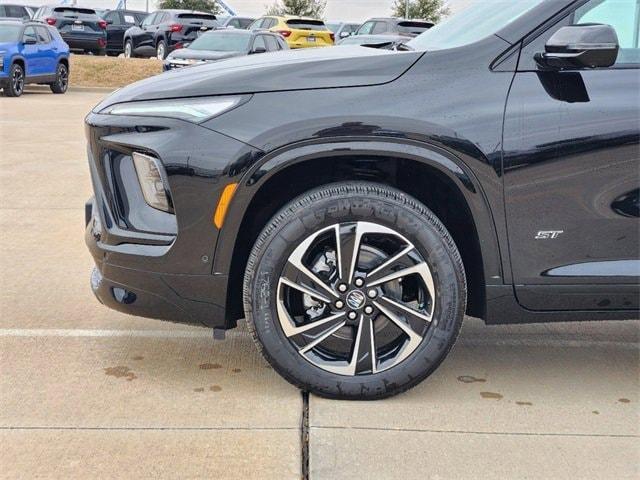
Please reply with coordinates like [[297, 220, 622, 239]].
[[124, 40, 133, 58], [243, 182, 467, 400], [49, 63, 68, 94], [5, 63, 25, 97]]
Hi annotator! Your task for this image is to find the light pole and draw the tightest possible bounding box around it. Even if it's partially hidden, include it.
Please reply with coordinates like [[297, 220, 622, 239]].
[[405, 0, 410, 19]]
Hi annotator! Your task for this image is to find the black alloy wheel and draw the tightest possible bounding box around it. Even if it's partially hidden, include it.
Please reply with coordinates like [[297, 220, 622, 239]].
[[244, 182, 467, 400], [50, 63, 68, 94], [5, 63, 25, 97]]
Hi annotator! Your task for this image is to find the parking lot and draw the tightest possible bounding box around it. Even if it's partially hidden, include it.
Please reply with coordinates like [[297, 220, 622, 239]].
[[0, 89, 638, 479]]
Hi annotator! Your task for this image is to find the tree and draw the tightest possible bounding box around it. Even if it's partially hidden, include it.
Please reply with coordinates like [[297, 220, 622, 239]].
[[158, 0, 222, 15], [392, 0, 450, 23], [265, 0, 327, 18]]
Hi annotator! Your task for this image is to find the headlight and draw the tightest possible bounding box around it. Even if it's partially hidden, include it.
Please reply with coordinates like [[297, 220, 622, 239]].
[[101, 95, 246, 123], [132, 152, 172, 213]]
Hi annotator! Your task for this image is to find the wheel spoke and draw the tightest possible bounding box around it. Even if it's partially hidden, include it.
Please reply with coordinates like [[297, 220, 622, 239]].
[[299, 319, 347, 354], [277, 302, 346, 344], [374, 300, 425, 342], [366, 245, 415, 282], [353, 316, 377, 375], [279, 277, 331, 304], [287, 227, 339, 299], [367, 262, 435, 301], [335, 222, 363, 283], [376, 295, 431, 335]]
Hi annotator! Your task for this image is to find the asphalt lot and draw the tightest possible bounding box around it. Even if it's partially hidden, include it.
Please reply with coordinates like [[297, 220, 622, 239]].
[[0, 89, 638, 479]]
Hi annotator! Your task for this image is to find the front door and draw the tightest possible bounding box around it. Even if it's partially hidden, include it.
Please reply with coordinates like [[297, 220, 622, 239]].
[[21, 27, 42, 76], [503, 0, 640, 311]]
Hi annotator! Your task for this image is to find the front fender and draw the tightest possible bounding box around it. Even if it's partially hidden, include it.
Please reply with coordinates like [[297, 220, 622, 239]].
[[213, 136, 504, 286]]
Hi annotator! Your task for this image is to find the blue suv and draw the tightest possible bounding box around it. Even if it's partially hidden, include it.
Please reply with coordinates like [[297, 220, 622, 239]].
[[0, 19, 70, 97]]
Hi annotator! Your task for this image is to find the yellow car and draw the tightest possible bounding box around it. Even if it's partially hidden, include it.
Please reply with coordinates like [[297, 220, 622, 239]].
[[248, 16, 334, 49]]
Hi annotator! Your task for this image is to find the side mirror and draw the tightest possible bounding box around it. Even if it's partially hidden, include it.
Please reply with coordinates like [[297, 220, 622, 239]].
[[24, 37, 37, 45], [182, 42, 191, 48], [340, 31, 350, 38], [535, 24, 619, 69], [105, 18, 113, 25], [252, 47, 267, 54]]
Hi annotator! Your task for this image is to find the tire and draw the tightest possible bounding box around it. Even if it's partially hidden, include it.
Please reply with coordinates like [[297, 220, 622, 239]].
[[49, 63, 68, 94], [124, 40, 133, 58], [4, 63, 25, 97], [156, 39, 167, 60], [243, 182, 467, 400]]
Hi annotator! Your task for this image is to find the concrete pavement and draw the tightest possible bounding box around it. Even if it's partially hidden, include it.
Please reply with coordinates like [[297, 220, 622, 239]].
[[1, 89, 638, 479]]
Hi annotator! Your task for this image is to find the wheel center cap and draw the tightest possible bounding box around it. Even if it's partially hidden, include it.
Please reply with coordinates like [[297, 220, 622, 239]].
[[346, 290, 366, 310]]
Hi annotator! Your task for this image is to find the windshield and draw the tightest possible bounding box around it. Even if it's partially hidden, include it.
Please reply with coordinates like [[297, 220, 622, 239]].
[[0, 24, 21, 42], [188, 32, 251, 52], [408, 0, 545, 51]]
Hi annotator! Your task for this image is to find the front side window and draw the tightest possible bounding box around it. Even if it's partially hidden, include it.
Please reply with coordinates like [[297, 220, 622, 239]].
[[36, 26, 51, 43], [574, 0, 639, 64], [357, 21, 375, 35], [23, 26, 37, 43], [372, 22, 388, 34], [409, 0, 546, 51], [141, 13, 156, 27], [104, 11, 120, 25], [253, 35, 267, 50], [264, 35, 279, 51]]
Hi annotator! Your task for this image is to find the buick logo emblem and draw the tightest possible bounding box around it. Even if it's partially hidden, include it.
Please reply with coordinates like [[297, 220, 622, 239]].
[[346, 291, 366, 310]]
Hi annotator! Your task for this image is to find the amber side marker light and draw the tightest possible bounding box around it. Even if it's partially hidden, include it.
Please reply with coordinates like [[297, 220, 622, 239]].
[[214, 183, 238, 229]]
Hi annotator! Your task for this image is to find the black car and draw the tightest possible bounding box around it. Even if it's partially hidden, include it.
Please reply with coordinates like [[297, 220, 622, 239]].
[[164, 29, 287, 71], [123, 9, 219, 59], [102, 9, 148, 56], [84, 0, 640, 400], [0, 4, 31, 19], [33, 5, 107, 55], [355, 17, 433, 37]]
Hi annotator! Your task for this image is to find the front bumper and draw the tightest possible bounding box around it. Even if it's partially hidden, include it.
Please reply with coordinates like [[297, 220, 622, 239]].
[[62, 35, 105, 51], [84, 110, 260, 328], [86, 197, 228, 327]]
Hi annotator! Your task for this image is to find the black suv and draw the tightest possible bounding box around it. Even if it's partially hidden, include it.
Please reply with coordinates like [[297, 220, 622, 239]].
[[102, 9, 148, 56], [123, 9, 219, 59], [33, 5, 107, 55], [84, 0, 639, 400], [355, 17, 434, 37]]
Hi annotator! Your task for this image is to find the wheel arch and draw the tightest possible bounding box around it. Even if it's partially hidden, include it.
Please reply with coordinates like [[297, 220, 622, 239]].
[[216, 138, 503, 326], [11, 56, 25, 71]]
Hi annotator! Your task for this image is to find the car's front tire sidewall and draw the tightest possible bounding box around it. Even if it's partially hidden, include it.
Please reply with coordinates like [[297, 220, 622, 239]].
[[244, 183, 466, 400]]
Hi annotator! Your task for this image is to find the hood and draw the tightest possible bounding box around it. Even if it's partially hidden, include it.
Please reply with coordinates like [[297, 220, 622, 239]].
[[96, 46, 423, 109], [166, 48, 244, 61]]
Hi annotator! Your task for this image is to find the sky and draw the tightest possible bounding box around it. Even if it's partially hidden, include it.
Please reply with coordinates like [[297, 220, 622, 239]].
[[0, 0, 476, 22]]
